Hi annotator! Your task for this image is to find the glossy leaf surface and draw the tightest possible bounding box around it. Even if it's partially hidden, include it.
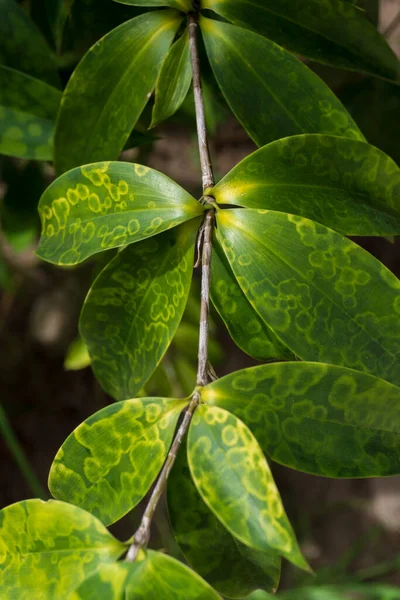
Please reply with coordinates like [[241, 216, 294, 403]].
[[0, 66, 61, 160], [212, 134, 400, 236], [168, 439, 281, 598], [0, 499, 125, 599], [36, 161, 203, 265], [200, 18, 364, 147], [203, 363, 400, 478], [211, 237, 294, 362], [49, 397, 186, 525], [216, 209, 400, 387], [114, 0, 191, 10], [188, 405, 310, 571], [0, 0, 60, 86], [54, 10, 181, 174], [151, 29, 192, 127], [80, 221, 198, 400], [73, 550, 221, 599], [202, 0, 400, 82]]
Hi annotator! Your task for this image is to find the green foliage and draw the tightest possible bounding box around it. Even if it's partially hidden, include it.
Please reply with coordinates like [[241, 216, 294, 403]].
[[0, 499, 126, 599], [49, 397, 186, 524], [188, 405, 311, 572], [44, 0, 74, 53], [36, 161, 203, 265], [211, 240, 295, 362], [202, 363, 400, 477], [114, 0, 192, 10], [151, 29, 192, 127], [0, 66, 61, 160], [215, 208, 400, 386], [256, 584, 400, 599], [0, 0, 60, 86], [168, 441, 281, 598], [72, 550, 221, 599], [200, 17, 364, 147], [211, 134, 400, 236], [64, 336, 91, 371], [2, 0, 400, 596], [202, 0, 400, 81], [79, 220, 199, 400], [54, 10, 182, 174]]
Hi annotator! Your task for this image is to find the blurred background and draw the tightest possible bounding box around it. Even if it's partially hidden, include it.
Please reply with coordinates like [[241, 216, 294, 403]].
[[1, 0, 400, 597]]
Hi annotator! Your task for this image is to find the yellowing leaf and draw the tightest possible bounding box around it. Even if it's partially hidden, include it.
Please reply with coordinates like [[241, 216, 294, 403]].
[[49, 397, 187, 525], [73, 551, 221, 599], [37, 161, 203, 265], [80, 221, 199, 400], [216, 209, 400, 386], [0, 499, 125, 599], [212, 134, 400, 236], [168, 440, 281, 597], [203, 363, 400, 478], [188, 405, 310, 572]]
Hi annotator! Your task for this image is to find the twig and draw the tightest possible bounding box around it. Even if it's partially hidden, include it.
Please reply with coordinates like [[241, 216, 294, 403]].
[[125, 393, 200, 561], [126, 6, 215, 562], [188, 12, 214, 191]]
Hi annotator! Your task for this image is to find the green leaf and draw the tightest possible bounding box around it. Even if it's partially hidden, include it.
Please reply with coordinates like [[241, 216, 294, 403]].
[[0, 0, 60, 87], [0, 499, 126, 599], [45, 0, 74, 53], [49, 397, 186, 525], [64, 336, 91, 370], [79, 221, 199, 400], [114, 0, 191, 10], [0, 66, 61, 160], [203, 363, 400, 478], [36, 161, 203, 265], [211, 134, 400, 236], [200, 17, 364, 147], [211, 237, 295, 362], [188, 405, 310, 572], [216, 209, 400, 386], [73, 550, 221, 599], [168, 438, 281, 598], [202, 0, 400, 82], [54, 10, 182, 174], [151, 29, 192, 127]]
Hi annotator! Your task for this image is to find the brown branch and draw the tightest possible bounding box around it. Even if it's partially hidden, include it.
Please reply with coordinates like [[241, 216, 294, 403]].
[[188, 11, 215, 191], [126, 7, 215, 562]]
